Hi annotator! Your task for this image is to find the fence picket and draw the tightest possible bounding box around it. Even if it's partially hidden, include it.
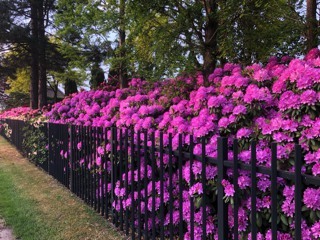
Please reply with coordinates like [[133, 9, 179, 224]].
[[295, 144, 302, 240], [217, 137, 228, 240], [251, 141, 257, 240], [190, 135, 195, 240], [131, 128, 135, 240], [233, 139, 239, 240], [201, 137, 206, 240], [143, 130, 148, 240], [271, 143, 278, 240]]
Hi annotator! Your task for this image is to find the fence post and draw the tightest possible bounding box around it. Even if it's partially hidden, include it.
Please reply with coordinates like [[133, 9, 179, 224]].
[[110, 126, 116, 224], [47, 122, 51, 175], [251, 141, 257, 239], [271, 143, 278, 240], [217, 137, 228, 240], [295, 144, 302, 240], [70, 125, 74, 192]]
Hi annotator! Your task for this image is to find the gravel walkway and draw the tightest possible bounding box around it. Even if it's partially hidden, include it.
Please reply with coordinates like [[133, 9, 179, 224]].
[[0, 219, 14, 240]]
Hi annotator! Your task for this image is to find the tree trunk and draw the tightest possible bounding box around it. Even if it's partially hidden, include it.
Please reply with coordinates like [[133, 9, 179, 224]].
[[38, 0, 47, 108], [119, 0, 128, 88], [306, 0, 318, 52], [30, 0, 39, 109], [202, 0, 218, 86]]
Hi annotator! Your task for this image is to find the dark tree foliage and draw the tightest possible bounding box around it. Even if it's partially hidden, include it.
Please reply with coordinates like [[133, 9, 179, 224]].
[[64, 78, 78, 96], [90, 63, 105, 89], [0, 0, 55, 109]]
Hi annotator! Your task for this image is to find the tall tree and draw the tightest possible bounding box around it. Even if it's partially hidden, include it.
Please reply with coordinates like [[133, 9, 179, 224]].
[[0, 0, 55, 109], [201, 0, 219, 82], [306, 0, 318, 51], [30, 0, 40, 109], [118, 0, 128, 88], [37, 0, 48, 108]]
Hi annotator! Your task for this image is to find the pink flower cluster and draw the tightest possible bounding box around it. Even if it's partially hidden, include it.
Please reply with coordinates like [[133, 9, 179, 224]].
[[0, 107, 33, 120]]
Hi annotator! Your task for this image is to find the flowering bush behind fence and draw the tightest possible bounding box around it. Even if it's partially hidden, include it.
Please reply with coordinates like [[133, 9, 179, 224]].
[[1, 49, 320, 239]]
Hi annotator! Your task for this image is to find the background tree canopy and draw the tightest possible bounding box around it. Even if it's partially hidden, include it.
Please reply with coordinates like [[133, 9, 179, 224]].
[[0, 0, 319, 109]]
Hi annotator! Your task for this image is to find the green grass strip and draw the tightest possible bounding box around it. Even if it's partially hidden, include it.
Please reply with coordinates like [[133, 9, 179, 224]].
[[0, 169, 55, 240]]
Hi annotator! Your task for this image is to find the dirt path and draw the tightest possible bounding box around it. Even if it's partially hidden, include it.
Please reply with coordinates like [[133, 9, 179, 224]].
[[0, 219, 14, 240]]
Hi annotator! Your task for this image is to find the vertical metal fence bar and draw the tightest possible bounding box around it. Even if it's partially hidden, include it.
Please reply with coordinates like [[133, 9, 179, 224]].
[[65, 125, 69, 187], [93, 127, 97, 211], [80, 125, 84, 199], [65, 125, 68, 187], [271, 143, 278, 240], [101, 127, 106, 217], [295, 144, 302, 240], [91, 126, 95, 209], [137, 131, 142, 240], [143, 130, 148, 240], [48, 123, 51, 176], [201, 137, 206, 240], [54, 124, 58, 182], [159, 131, 164, 240], [119, 129, 124, 231], [111, 127, 116, 225], [178, 134, 183, 240], [54, 124, 57, 181], [98, 127, 102, 214], [78, 125, 82, 197], [105, 127, 110, 219], [251, 141, 257, 240], [59, 124, 63, 184], [114, 127, 119, 226], [233, 139, 239, 240], [131, 128, 135, 240], [85, 126, 89, 204], [217, 137, 228, 240], [125, 129, 130, 235], [190, 135, 195, 240], [77, 126, 87, 201], [75, 126, 78, 197], [88, 126, 92, 206], [70, 125, 75, 193], [151, 131, 156, 240], [168, 133, 174, 240]]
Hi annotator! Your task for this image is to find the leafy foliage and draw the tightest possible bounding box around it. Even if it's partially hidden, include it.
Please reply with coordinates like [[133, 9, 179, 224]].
[[22, 123, 48, 164]]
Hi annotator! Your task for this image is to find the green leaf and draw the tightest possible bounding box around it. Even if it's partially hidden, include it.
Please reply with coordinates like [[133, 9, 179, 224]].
[[280, 214, 288, 226], [256, 213, 262, 228]]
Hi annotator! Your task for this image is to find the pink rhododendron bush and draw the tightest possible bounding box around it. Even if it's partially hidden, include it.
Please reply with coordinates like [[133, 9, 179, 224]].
[[45, 50, 320, 239], [1, 49, 320, 238], [0, 106, 46, 122], [0, 107, 34, 120]]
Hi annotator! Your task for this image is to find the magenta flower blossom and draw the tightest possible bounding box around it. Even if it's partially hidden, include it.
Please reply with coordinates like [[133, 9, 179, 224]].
[[236, 128, 252, 139], [221, 179, 235, 197], [233, 105, 247, 115], [189, 182, 203, 196], [303, 188, 320, 210]]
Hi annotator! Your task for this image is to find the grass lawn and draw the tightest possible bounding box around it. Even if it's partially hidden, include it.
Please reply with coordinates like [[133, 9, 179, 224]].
[[0, 136, 123, 240]]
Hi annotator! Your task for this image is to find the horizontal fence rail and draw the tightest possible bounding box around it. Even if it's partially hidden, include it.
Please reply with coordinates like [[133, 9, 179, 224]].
[[1, 118, 320, 240]]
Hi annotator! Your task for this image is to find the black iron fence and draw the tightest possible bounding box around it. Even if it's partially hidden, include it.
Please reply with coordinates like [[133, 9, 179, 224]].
[[1, 118, 320, 240]]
